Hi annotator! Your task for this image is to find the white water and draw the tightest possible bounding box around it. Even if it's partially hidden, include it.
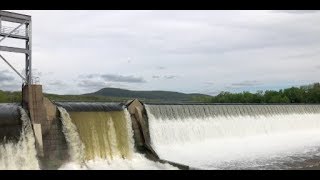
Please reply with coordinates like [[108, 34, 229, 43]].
[[0, 107, 39, 170], [58, 107, 86, 165], [59, 153, 178, 170], [146, 105, 320, 169], [58, 107, 177, 170]]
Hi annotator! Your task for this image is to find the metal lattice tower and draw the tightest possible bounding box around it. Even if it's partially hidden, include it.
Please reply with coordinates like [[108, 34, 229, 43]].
[[0, 10, 32, 85]]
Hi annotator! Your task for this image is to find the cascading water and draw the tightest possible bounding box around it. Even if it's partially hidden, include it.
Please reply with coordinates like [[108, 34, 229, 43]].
[[0, 107, 39, 170], [58, 107, 86, 165], [57, 104, 177, 170], [66, 110, 134, 161], [146, 104, 320, 169]]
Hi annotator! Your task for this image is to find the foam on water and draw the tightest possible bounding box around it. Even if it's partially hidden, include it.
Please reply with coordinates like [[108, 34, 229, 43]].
[[0, 107, 39, 170], [59, 153, 178, 170], [146, 104, 320, 169], [58, 107, 86, 165], [153, 130, 320, 169]]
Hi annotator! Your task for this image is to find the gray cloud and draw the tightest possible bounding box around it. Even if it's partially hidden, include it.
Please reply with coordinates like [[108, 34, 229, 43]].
[[0, 70, 15, 82], [164, 75, 177, 79], [156, 66, 166, 70], [77, 79, 130, 92], [4, 10, 320, 95], [231, 80, 262, 87], [82, 74, 100, 79], [0, 83, 20, 90], [78, 79, 106, 89], [284, 50, 320, 59], [0, 70, 20, 91], [32, 69, 43, 77], [100, 74, 146, 83], [75, 73, 146, 93], [48, 80, 67, 86], [79, 73, 146, 83], [204, 81, 215, 85], [152, 75, 178, 80]]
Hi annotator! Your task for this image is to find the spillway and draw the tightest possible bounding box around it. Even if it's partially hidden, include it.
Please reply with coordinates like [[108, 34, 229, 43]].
[[57, 103, 133, 162], [5, 100, 320, 170], [55, 102, 124, 112], [146, 104, 320, 169], [57, 103, 177, 170], [0, 106, 39, 170]]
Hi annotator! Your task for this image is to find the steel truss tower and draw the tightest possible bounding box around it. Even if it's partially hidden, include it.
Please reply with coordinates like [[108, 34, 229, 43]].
[[0, 10, 32, 85]]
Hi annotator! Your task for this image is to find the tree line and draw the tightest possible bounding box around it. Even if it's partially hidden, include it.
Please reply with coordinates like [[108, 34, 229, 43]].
[[0, 90, 21, 103], [2, 82, 320, 103], [193, 83, 320, 103]]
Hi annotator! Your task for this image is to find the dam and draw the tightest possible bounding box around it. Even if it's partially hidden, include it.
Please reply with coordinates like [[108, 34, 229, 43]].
[[1, 10, 320, 170], [0, 100, 182, 170], [1, 100, 320, 169]]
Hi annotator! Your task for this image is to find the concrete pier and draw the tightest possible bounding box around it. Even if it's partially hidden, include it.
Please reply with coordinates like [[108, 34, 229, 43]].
[[126, 99, 159, 160], [22, 84, 69, 169], [22, 84, 46, 157], [126, 99, 189, 169]]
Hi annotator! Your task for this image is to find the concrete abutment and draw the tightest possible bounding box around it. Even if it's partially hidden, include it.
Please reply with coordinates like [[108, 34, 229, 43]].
[[126, 99, 189, 170], [22, 84, 69, 169]]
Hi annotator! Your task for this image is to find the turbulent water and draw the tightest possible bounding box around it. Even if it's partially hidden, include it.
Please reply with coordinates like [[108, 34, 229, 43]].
[[58, 107, 86, 165], [146, 104, 320, 170], [0, 107, 39, 170], [59, 153, 178, 170], [4, 102, 319, 170], [66, 110, 134, 161], [58, 106, 177, 170]]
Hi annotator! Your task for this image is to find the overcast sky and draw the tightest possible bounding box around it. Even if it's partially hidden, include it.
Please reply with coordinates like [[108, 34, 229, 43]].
[[0, 10, 320, 95]]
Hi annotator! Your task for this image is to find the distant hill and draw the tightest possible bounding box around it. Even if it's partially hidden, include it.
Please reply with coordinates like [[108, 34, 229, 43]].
[[0, 88, 212, 103], [3, 83, 320, 103], [84, 88, 212, 102]]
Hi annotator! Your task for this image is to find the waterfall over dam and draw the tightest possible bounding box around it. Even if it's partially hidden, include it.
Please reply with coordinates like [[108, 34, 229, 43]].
[[57, 103, 134, 161], [146, 104, 320, 169], [0, 106, 39, 170], [55, 102, 176, 170], [2, 100, 320, 169], [0, 102, 177, 170]]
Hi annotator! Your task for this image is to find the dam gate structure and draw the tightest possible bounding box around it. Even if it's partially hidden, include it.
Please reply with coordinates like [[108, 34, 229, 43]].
[[0, 10, 32, 84], [0, 11, 69, 169]]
